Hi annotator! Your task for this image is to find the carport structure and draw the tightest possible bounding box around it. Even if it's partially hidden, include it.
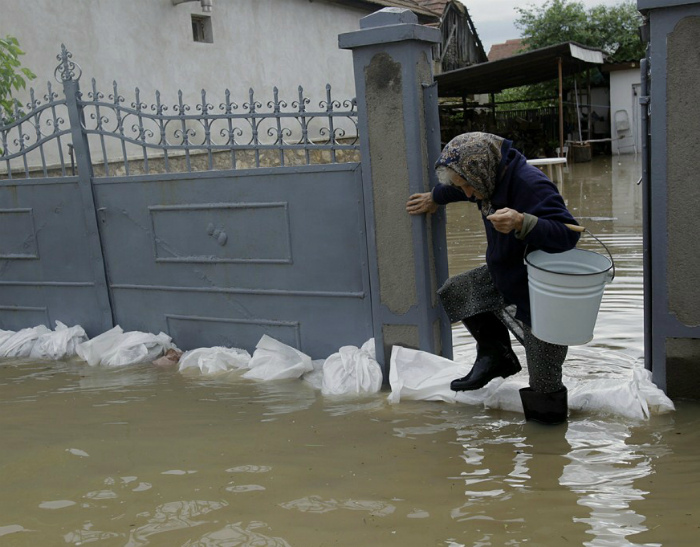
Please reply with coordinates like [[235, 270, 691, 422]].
[[435, 41, 606, 153]]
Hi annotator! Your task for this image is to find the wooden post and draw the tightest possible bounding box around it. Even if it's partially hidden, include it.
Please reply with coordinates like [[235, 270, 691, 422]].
[[586, 68, 592, 141], [558, 57, 564, 156]]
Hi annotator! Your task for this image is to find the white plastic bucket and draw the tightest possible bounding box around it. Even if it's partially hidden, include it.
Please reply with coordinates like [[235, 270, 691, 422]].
[[525, 248, 614, 346]]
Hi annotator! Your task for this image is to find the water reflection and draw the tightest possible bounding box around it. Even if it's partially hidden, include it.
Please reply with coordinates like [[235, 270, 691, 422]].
[[182, 521, 291, 547], [447, 419, 583, 544], [252, 380, 319, 419], [563, 420, 661, 546]]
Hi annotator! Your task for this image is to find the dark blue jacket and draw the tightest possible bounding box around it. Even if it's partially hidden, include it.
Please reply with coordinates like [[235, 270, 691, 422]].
[[432, 139, 580, 325]]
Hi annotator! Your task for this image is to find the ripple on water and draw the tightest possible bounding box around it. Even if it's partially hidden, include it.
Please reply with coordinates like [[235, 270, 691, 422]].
[[181, 521, 290, 547], [279, 495, 396, 517], [38, 500, 76, 509], [224, 484, 266, 493], [0, 525, 31, 537], [226, 465, 272, 473], [162, 469, 198, 475], [126, 500, 228, 544]]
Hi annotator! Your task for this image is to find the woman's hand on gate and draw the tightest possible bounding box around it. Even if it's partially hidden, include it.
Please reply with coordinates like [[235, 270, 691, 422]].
[[406, 192, 439, 215], [487, 208, 524, 233]]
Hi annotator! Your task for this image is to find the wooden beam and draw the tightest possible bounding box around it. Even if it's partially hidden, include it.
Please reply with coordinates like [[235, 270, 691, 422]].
[[558, 57, 564, 156]]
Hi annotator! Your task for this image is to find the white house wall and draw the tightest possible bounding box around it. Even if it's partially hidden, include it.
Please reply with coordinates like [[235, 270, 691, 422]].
[[609, 69, 642, 155], [1, 0, 368, 167]]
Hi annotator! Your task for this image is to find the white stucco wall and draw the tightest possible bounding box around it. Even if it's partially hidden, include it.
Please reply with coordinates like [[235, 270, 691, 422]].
[[1, 0, 369, 168], [609, 68, 642, 155], [4, 0, 366, 102]]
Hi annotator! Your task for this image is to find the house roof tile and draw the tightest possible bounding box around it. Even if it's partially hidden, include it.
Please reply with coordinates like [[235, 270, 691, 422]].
[[487, 39, 524, 61]]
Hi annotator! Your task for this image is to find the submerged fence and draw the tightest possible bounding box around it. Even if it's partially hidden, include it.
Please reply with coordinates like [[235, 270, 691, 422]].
[[1, 46, 360, 179]]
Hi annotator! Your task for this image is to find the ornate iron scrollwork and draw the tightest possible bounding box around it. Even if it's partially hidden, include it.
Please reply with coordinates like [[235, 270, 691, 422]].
[[54, 44, 82, 83]]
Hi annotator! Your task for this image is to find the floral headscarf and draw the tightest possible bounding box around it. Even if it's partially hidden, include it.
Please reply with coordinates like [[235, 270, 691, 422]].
[[435, 132, 505, 216]]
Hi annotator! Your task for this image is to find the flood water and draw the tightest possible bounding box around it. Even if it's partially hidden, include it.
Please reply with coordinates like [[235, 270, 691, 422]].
[[1, 154, 699, 546]]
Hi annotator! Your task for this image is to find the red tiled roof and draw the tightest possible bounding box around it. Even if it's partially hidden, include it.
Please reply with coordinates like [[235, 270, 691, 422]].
[[488, 39, 524, 61], [413, 0, 450, 15]]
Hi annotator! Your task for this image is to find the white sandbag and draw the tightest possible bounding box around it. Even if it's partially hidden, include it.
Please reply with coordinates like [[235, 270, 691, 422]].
[[178, 346, 251, 375], [0, 325, 51, 358], [481, 376, 531, 412], [243, 335, 313, 381], [388, 345, 469, 404], [76, 326, 175, 367], [321, 341, 382, 396], [0, 329, 13, 348], [76, 326, 124, 366], [301, 359, 325, 390], [568, 377, 648, 420], [360, 338, 377, 360], [635, 367, 675, 415], [389, 345, 526, 407], [568, 367, 675, 420], [389, 345, 675, 419], [30, 321, 88, 360]]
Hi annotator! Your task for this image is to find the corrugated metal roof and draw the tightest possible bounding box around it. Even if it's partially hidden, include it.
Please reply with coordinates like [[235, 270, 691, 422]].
[[436, 41, 606, 96]]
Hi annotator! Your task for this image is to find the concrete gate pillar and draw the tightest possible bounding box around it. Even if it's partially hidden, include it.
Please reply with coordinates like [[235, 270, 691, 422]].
[[339, 8, 452, 375], [638, 0, 700, 398]]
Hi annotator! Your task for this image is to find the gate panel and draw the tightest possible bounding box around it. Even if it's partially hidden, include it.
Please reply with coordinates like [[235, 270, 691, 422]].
[[93, 163, 372, 358], [0, 178, 113, 335]]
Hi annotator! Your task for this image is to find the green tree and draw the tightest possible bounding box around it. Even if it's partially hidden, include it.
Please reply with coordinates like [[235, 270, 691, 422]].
[[586, 2, 646, 62], [1, 35, 36, 118], [516, 0, 589, 51], [516, 0, 645, 62]]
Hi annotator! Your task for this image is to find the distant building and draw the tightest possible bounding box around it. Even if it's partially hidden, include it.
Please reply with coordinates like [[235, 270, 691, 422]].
[[414, 0, 488, 72], [603, 61, 642, 155], [487, 39, 524, 61]]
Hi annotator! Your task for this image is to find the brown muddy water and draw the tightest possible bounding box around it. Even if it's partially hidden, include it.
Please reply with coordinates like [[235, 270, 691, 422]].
[[1, 155, 699, 546]]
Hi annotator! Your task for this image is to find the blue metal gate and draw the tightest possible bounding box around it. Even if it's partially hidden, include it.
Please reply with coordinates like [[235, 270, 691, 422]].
[[93, 164, 372, 357], [0, 47, 372, 358]]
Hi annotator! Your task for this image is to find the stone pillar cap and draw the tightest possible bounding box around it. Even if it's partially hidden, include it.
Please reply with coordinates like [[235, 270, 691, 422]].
[[360, 7, 418, 29], [338, 8, 440, 50]]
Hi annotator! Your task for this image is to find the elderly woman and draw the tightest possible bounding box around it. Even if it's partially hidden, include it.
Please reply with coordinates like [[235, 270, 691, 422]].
[[406, 132, 580, 425]]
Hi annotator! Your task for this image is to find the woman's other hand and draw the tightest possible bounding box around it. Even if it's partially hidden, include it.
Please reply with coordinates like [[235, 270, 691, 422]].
[[406, 192, 439, 215], [487, 208, 524, 233]]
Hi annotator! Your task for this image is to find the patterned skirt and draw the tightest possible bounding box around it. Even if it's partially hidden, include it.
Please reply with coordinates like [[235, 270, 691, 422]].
[[438, 265, 567, 393]]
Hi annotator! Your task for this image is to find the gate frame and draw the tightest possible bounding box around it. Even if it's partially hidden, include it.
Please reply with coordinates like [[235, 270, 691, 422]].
[[58, 52, 114, 331]]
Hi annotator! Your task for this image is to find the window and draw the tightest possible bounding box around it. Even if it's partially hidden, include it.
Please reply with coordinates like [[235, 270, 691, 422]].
[[192, 15, 213, 43]]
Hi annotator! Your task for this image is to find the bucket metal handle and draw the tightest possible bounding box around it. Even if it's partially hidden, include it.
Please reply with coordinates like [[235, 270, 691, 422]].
[[569, 225, 616, 283], [523, 224, 616, 282]]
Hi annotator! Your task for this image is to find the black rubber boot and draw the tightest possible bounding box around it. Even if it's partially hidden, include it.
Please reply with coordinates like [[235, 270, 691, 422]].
[[450, 312, 521, 391], [519, 387, 568, 425]]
